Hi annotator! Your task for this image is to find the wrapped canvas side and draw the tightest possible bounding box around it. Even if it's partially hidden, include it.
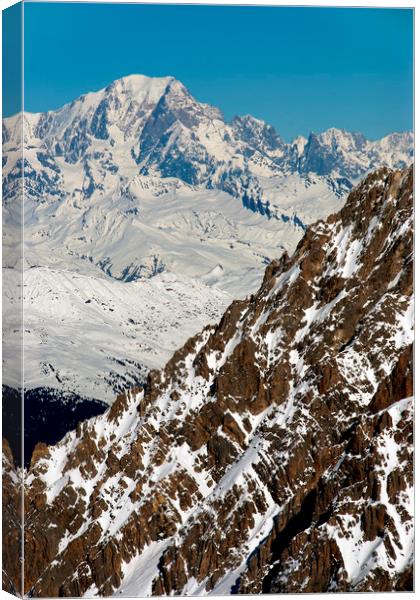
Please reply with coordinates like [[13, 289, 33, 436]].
[[2, 2, 24, 597]]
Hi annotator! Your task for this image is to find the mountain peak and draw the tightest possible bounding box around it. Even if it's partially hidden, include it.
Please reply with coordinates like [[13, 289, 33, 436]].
[[109, 73, 175, 88], [2, 73, 413, 192], [233, 113, 266, 126], [231, 113, 284, 151], [103, 73, 177, 104], [310, 127, 366, 146]]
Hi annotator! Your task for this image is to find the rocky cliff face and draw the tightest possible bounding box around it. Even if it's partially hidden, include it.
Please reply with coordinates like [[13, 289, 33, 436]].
[[2, 439, 23, 596], [8, 166, 413, 596]]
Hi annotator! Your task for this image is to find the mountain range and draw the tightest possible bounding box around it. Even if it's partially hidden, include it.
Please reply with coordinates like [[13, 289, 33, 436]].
[[2, 73, 414, 456]]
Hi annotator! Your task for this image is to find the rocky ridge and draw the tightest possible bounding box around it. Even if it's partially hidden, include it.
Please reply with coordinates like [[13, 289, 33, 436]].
[[2, 439, 22, 596], [10, 166, 413, 596]]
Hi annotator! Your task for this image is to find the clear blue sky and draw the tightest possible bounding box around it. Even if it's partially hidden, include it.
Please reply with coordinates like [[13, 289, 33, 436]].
[[4, 2, 414, 141], [2, 2, 22, 115]]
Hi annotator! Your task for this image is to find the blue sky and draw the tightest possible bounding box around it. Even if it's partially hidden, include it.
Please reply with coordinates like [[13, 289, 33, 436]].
[[4, 3, 414, 141], [2, 2, 22, 115]]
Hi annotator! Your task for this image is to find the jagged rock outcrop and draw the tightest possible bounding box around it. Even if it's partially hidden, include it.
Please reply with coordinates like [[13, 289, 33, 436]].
[[16, 166, 413, 596], [2, 439, 22, 596]]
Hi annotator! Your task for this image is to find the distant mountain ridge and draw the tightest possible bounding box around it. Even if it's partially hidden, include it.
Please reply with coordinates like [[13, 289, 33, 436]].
[[3, 74, 413, 211]]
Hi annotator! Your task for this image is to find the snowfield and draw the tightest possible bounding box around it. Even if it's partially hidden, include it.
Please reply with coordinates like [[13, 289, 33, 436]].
[[5, 267, 230, 402]]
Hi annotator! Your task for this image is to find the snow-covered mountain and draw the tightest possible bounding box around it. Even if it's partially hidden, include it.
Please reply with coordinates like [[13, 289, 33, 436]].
[[294, 128, 413, 179], [10, 166, 413, 596], [2, 74, 413, 415], [2, 73, 413, 220]]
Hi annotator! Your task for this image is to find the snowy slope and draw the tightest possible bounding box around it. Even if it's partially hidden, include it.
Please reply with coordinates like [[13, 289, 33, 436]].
[[21, 176, 299, 288], [4, 180, 303, 402], [4, 267, 230, 402]]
